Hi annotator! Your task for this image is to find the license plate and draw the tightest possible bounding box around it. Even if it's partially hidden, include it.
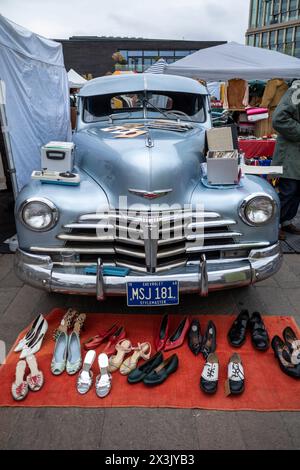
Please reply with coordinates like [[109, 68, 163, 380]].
[[127, 281, 179, 307]]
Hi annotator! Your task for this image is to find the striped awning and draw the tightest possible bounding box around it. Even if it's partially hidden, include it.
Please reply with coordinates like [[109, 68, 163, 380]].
[[145, 58, 167, 74]]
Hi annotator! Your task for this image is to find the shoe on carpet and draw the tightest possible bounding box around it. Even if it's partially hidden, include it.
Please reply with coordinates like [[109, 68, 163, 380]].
[[19, 318, 48, 359], [11, 360, 28, 401], [143, 354, 178, 386], [51, 331, 68, 376], [201, 320, 217, 359], [164, 317, 190, 352], [249, 312, 270, 351], [119, 342, 151, 376], [26, 354, 44, 391], [228, 310, 249, 348], [14, 314, 45, 352], [77, 350, 96, 395], [283, 327, 300, 365], [155, 314, 170, 352], [127, 352, 163, 384], [226, 353, 245, 395], [200, 353, 219, 395], [103, 326, 126, 356], [108, 339, 132, 372], [96, 353, 112, 398], [272, 335, 300, 379], [188, 319, 202, 356], [84, 324, 119, 351]]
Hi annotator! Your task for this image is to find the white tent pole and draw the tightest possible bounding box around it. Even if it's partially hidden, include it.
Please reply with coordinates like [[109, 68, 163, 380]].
[[0, 80, 18, 198]]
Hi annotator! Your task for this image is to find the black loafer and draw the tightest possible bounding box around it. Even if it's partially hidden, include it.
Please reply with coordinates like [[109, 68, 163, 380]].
[[127, 352, 163, 384], [228, 310, 250, 348], [272, 336, 300, 379], [143, 354, 178, 386], [201, 321, 217, 359], [249, 312, 270, 351], [200, 353, 219, 394], [188, 319, 202, 356]]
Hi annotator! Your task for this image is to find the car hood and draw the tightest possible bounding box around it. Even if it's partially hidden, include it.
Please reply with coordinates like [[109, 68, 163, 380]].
[[74, 124, 206, 209]]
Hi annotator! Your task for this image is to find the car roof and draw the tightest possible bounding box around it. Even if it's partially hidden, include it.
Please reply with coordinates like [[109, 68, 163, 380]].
[[79, 73, 208, 97]]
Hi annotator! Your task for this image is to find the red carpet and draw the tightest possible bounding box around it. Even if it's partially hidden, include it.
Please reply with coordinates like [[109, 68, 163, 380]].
[[0, 308, 299, 410]]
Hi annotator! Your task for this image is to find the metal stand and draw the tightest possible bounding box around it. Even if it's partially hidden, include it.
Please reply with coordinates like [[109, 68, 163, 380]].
[[0, 80, 18, 198]]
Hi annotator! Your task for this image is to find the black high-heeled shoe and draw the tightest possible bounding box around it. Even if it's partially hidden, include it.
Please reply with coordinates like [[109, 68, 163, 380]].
[[188, 319, 202, 356]]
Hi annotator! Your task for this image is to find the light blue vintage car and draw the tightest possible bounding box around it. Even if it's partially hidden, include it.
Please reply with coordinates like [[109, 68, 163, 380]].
[[14, 73, 282, 307]]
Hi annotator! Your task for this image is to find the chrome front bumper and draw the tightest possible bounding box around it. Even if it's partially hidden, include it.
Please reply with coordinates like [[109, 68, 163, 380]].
[[14, 243, 282, 300]]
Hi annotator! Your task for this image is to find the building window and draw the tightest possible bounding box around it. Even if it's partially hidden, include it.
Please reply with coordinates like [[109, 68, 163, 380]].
[[289, 0, 299, 20], [262, 31, 269, 47], [257, 0, 264, 27], [254, 33, 261, 46], [127, 51, 143, 57], [295, 41, 300, 57], [271, 0, 280, 24], [277, 28, 285, 53], [264, 0, 272, 25], [248, 35, 255, 46], [143, 50, 159, 57], [250, 0, 258, 27], [270, 30, 277, 49], [174, 50, 190, 57]]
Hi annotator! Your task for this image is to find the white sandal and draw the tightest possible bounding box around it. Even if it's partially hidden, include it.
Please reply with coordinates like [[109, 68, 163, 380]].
[[12, 360, 28, 401], [77, 350, 96, 395], [96, 353, 112, 398], [26, 354, 44, 391]]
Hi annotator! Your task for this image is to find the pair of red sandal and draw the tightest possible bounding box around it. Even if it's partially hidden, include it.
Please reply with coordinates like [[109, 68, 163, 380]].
[[155, 315, 190, 352], [84, 325, 126, 355]]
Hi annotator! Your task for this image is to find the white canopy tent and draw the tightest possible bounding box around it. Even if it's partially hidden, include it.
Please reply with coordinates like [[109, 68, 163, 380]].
[[68, 68, 87, 88], [165, 42, 300, 81], [0, 15, 71, 192]]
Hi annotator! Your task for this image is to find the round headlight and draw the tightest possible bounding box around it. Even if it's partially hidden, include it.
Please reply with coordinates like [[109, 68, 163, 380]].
[[20, 198, 59, 231], [240, 194, 275, 226]]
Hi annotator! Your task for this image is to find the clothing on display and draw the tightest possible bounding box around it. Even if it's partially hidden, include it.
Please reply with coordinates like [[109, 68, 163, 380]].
[[223, 79, 249, 110]]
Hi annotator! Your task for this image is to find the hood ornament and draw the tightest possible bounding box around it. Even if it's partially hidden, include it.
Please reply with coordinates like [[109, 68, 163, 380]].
[[128, 188, 173, 199]]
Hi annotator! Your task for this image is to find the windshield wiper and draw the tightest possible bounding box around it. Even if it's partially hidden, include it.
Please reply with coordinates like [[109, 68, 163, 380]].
[[108, 112, 132, 123], [142, 97, 175, 120]]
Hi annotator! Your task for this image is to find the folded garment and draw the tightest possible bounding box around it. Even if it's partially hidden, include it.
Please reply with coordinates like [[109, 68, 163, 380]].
[[246, 107, 268, 116], [248, 112, 269, 122]]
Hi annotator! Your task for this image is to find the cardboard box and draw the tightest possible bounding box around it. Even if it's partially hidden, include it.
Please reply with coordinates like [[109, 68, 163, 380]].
[[206, 127, 239, 185]]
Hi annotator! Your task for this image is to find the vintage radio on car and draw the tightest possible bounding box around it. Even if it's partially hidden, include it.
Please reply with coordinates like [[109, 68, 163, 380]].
[[41, 141, 75, 173]]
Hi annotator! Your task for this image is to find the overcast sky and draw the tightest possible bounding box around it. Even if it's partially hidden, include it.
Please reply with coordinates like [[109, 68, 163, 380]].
[[1, 0, 250, 42]]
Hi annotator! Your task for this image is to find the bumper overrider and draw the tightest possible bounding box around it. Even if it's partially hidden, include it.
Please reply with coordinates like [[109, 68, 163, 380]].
[[15, 243, 282, 299]]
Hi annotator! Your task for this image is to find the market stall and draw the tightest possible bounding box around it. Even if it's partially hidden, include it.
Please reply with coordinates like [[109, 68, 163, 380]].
[[165, 42, 300, 161]]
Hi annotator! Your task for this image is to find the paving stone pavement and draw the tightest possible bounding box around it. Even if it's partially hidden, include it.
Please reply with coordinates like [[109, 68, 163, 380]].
[[0, 253, 299, 450]]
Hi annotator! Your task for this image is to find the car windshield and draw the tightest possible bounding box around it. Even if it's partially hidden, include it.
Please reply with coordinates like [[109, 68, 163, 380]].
[[83, 90, 207, 123]]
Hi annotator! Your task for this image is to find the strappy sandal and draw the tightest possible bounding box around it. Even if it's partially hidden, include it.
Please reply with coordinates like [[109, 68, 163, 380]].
[[26, 354, 44, 391], [119, 342, 151, 376], [77, 350, 96, 395], [73, 313, 86, 336], [108, 339, 132, 372], [283, 327, 300, 365], [12, 360, 28, 401], [96, 353, 112, 398], [53, 308, 79, 340]]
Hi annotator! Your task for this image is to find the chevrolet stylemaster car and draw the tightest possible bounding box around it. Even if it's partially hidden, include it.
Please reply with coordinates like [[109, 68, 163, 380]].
[[14, 74, 282, 307]]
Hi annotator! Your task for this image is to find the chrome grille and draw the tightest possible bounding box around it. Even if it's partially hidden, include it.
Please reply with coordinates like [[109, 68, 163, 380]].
[[30, 210, 252, 273]]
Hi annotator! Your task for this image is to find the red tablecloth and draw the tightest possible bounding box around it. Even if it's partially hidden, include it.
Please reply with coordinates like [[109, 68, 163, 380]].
[[239, 139, 276, 158]]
